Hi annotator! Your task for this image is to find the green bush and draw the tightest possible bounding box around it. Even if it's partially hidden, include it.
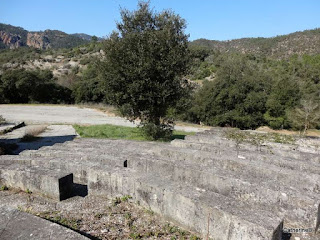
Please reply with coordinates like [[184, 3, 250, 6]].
[[140, 122, 173, 141], [189, 54, 270, 129], [72, 63, 104, 103], [0, 69, 73, 104], [79, 57, 92, 65]]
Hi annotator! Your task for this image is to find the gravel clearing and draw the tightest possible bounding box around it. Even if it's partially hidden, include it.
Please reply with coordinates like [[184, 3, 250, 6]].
[[0, 105, 135, 127], [0, 105, 208, 132]]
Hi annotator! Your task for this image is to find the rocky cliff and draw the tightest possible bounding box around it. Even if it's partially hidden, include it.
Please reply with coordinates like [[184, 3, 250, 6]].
[[27, 32, 51, 49], [0, 23, 89, 50], [0, 31, 24, 49]]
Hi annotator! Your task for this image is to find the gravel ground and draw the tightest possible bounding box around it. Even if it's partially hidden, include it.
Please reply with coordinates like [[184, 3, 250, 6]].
[[0, 189, 201, 240], [0, 105, 208, 132], [0, 105, 135, 127]]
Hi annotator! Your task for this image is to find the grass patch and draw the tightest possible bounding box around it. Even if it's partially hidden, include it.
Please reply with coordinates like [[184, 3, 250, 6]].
[[224, 128, 296, 147], [73, 124, 195, 141], [0, 185, 9, 191]]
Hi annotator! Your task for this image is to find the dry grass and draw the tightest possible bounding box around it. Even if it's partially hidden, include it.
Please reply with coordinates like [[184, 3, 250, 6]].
[[75, 103, 120, 117], [175, 120, 211, 130], [1, 189, 201, 240], [256, 126, 320, 138], [21, 125, 47, 142]]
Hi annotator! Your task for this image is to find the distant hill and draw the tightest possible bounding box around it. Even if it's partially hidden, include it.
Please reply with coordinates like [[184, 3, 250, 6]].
[[2, 22, 320, 58], [0, 23, 91, 50], [190, 28, 320, 58], [72, 33, 104, 42], [72, 33, 94, 41]]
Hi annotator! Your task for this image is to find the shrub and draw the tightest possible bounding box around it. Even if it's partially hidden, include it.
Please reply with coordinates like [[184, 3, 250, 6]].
[[0, 115, 5, 125], [21, 125, 47, 142], [140, 122, 173, 141], [0, 69, 73, 104]]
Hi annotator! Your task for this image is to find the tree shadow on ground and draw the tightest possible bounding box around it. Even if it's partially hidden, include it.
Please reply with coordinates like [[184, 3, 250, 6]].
[[0, 135, 77, 155]]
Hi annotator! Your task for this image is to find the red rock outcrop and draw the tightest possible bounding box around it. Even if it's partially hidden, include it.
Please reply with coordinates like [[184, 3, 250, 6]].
[[27, 32, 51, 49], [0, 31, 24, 49]]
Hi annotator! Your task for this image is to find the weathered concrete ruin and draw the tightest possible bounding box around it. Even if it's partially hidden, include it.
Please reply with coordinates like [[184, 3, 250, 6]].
[[0, 206, 89, 239], [0, 128, 319, 239]]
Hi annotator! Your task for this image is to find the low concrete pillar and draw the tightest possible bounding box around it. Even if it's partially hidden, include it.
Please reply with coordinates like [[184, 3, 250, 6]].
[[0, 165, 74, 201]]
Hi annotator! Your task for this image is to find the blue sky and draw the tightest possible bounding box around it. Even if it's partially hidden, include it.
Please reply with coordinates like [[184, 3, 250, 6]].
[[1, 0, 319, 41]]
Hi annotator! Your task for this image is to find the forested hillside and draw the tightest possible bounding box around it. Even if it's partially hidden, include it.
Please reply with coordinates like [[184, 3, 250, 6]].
[[190, 28, 320, 58], [0, 24, 319, 133], [185, 51, 320, 131]]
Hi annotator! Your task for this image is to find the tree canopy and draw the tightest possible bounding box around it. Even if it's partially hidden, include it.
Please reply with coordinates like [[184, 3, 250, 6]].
[[0, 69, 72, 104], [99, 2, 191, 139]]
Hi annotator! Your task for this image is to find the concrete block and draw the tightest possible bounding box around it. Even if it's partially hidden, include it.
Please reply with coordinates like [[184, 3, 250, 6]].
[[0, 164, 73, 201], [0, 206, 88, 240]]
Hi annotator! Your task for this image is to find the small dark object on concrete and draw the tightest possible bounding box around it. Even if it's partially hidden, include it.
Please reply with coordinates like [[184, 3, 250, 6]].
[[59, 174, 74, 201]]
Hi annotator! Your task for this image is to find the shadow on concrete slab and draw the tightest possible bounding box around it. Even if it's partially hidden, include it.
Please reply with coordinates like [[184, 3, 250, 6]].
[[72, 183, 88, 198], [0, 135, 77, 155], [76, 231, 100, 240], [282, 232, 292, 240]]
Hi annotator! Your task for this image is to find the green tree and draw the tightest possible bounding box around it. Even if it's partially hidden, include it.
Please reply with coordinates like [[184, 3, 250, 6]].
[[99, 2, 190, 139], [287, 98, 320, 135], [0, 69, 72, 104], [265, 75, 301, 129], [91, 35, 98, 42], [190, 54, 271, 129], [72, 63, 105, 103]]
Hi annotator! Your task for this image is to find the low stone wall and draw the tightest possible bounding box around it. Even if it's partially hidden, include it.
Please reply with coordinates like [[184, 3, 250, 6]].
[[0, 128, 319, 239]]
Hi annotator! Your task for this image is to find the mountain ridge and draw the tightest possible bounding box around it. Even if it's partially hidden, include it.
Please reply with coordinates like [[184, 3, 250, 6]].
[[190, 28, 320, 58], [0, 23, 93, 49], [1, 22, 320, 58]]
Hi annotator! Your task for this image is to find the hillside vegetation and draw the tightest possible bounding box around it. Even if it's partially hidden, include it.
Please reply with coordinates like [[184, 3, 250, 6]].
[[0, 23, 319, 134], [190, 28, 320, 58]]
